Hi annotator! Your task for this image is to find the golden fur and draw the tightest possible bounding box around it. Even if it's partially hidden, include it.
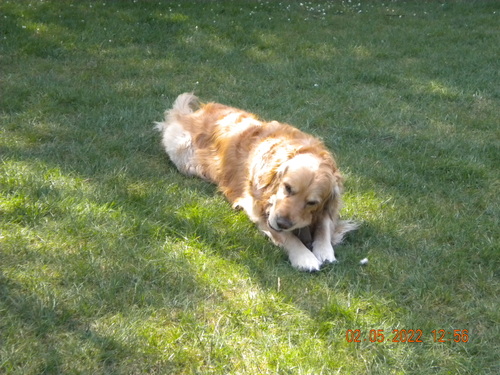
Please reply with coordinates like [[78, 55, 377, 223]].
[[156, 93, 357, 271]]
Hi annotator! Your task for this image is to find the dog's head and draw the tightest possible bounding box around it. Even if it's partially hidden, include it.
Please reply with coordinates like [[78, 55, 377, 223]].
[[267, 153, 342, 232]]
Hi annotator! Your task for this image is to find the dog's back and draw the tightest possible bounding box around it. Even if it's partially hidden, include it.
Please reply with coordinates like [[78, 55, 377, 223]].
[[157, 93, 261, 191], [157, 93, 330, 201]]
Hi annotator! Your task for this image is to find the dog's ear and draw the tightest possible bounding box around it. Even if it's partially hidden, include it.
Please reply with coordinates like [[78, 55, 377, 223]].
[[251, 145, 293, 192], [324, 170, 344, 221], [253, 166, 276, 191], [253, 161, 288, 192]]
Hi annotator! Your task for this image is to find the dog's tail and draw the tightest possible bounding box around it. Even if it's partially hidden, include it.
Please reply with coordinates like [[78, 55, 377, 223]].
[[169, 92, 199, 117], [155, 92, 199, 131], [331, 220, 359, 246]]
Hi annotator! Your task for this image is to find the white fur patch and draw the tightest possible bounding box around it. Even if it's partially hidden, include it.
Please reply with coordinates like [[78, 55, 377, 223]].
[[159, 121, 199, 177]]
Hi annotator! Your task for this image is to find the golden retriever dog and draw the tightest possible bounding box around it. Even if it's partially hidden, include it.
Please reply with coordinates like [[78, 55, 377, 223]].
[[156, 93, 357, 271]]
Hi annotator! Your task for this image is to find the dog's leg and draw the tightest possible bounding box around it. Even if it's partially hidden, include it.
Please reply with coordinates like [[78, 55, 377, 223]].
[[269, 230, 322, 272], [232, 194, 262, 224], [156, 121, 199, 176], [312, 215, 336, 264]]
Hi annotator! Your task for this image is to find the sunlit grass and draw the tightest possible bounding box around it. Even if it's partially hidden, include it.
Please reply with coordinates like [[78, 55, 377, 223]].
[[1, 0, 499, 374]]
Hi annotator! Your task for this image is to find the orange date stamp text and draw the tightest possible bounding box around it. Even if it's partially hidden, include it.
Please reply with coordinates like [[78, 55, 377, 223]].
[[345, 329, 469, 343]]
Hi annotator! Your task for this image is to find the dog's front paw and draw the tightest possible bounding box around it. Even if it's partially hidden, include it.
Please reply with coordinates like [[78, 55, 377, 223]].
[[312, 243, 336, 264], [289, 250, 322, 272]]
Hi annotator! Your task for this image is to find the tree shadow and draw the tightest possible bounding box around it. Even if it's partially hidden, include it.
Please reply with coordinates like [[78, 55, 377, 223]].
[[0, 275, 129, 373]]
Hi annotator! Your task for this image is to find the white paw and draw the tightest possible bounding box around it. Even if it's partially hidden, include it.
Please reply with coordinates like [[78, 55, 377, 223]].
[[312, 243, 336, 264], [289, 250, 322, 272]]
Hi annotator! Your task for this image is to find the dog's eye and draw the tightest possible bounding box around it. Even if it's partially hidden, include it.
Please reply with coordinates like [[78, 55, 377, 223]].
[[284, 183, 293, 195], [306, 200, 319, 206]]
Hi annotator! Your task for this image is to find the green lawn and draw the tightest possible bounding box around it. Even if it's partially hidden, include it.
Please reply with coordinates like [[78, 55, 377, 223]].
[[1, 0, 499, 373]]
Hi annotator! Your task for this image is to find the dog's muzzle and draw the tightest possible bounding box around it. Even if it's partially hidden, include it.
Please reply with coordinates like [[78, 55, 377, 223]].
[[269, 216, 294, 232]]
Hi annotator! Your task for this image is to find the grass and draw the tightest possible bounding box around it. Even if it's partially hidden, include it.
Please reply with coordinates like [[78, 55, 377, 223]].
[[0, 0, 499, 373]]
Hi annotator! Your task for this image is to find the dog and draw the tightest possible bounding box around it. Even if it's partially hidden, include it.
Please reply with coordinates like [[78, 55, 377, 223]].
[[155, 93, 357, 271]]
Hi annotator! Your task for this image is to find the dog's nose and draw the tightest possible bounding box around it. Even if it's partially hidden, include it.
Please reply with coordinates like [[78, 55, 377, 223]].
[[276, 216, 293, 231]]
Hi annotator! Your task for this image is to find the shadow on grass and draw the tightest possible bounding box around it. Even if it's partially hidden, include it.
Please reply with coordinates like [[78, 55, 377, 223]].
[[0, 275, 130, 373]]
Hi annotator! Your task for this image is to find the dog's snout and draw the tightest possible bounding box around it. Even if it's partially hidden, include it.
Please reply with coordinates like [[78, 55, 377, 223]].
[[276, 216, 293, 231]]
